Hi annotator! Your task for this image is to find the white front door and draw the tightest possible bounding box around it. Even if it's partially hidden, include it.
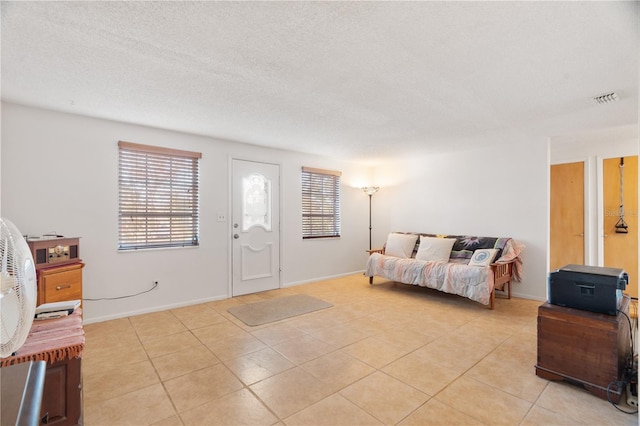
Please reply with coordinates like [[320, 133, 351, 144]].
[[232, 159, 280, 296]]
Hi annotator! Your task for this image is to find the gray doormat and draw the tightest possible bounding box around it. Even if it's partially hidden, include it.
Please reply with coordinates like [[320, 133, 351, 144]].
[[227, 294, 333, 326]]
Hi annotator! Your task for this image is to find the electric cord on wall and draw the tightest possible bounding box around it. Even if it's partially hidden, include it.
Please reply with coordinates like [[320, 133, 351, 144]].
[[83, 281, 158, 301]]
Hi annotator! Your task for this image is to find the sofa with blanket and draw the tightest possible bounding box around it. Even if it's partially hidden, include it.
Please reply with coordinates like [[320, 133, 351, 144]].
[[365, 232, 524, 309]]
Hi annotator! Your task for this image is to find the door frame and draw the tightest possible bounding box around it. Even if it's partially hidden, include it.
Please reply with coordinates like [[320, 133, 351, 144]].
[[227, 156, 282, 297], [596, 156, 605, 266]]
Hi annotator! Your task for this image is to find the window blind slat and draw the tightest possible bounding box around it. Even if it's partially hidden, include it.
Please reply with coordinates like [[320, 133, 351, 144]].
[[118, 141, 201, 250], [301, 167, 341, 239]]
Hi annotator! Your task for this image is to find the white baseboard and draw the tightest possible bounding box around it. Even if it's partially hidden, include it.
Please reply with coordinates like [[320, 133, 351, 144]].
[[510, 291, 546, 302], [83, 295, 228, 325], [283, 270, 365, 288]]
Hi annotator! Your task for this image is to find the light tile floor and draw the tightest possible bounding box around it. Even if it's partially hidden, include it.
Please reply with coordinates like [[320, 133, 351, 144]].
[[83, 274, 638, 425]]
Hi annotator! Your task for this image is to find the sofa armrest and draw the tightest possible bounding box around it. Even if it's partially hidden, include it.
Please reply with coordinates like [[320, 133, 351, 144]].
[[490, 258, 516, 269], [490, 259, 515, 278], [367, 248, 385, 255], [490, 259, 515, 301]]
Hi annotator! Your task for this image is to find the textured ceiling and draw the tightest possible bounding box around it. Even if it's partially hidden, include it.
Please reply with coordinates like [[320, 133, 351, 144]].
[[1, 1, 638, 163]]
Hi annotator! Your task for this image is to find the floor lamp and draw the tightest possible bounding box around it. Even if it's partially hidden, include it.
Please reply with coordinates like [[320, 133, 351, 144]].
[[363, 187, 379, 250]]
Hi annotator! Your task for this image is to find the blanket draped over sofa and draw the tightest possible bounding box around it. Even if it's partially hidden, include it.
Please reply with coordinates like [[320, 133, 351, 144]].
[[365, 233, 524, 308]]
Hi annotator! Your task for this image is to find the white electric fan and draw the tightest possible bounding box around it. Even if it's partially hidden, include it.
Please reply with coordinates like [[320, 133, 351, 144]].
[[0, 218, 37, 358]]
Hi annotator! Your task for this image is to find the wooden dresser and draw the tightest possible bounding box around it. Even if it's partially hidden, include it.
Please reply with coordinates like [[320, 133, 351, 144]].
[[536, 296, 631, 403]]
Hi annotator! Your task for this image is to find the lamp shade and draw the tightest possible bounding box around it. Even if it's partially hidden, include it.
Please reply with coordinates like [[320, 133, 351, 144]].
[[363, 186, 379, 195]]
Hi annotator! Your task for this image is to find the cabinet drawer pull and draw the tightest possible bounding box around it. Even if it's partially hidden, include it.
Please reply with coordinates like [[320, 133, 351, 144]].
[[56, 284, 71, 290]]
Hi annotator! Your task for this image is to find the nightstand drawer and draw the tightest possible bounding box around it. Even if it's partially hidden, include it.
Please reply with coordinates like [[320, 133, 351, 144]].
[[38, 263, 84, 305]]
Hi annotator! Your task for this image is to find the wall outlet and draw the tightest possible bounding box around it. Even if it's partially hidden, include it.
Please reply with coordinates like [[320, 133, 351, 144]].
[[217, 212, 226, 222]]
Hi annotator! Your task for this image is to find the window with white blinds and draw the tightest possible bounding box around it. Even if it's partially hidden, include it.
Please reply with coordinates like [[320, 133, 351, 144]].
[[118, 141, 202, 251], [301, 166, 341, 239]]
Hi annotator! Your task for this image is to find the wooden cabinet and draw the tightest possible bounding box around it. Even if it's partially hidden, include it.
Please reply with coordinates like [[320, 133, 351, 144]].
[[41, 357, 82, 425], [1, 361, 47, 425], [37, 263, 84, 306], [1, 310, 84, 426], [536, 296, 631, 403]]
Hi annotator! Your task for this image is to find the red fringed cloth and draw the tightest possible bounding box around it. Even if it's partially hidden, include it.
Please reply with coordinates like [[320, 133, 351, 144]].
[[1, 309, 84, 367]]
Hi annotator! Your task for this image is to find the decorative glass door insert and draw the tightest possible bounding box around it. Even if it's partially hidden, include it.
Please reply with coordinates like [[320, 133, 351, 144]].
[[242, 173, 271, 232]]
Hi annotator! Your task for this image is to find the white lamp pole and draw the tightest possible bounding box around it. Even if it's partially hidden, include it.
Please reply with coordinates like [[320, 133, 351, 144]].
[[362, 187, 380, 250]]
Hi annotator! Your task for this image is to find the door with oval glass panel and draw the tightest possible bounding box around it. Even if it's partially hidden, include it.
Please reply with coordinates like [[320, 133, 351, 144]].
[[232, 159, 280, 296]]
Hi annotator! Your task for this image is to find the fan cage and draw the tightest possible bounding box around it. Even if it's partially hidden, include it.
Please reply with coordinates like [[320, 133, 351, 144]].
[[0, 218, 37, 358]]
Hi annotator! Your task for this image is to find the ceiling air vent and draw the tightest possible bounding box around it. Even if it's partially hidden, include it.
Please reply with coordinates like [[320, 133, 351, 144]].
[[593, 92, 619, 105]]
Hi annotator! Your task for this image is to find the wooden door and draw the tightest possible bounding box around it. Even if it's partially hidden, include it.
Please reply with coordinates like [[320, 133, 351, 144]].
[[550, 162, 585, 271], [603, 156, 638, 298], [232, 159, 280, 296]]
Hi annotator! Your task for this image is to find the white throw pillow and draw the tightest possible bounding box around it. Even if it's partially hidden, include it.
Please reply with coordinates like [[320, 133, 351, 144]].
[[468, 249, 499, 266], [415, 236, 456, 262], [384, 233, 419, 258]]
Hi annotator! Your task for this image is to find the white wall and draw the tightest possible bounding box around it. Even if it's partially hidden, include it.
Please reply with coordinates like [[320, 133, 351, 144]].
[[4, 101, 599, 320], [1, 103, 371, 323], [371, 139, 550, 301], [550, 124, 638, 267]]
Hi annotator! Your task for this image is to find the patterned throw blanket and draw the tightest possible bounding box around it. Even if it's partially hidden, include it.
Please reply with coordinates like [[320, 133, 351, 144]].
[[367, 236, 524, 306], [1, 309, 84, 367]]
